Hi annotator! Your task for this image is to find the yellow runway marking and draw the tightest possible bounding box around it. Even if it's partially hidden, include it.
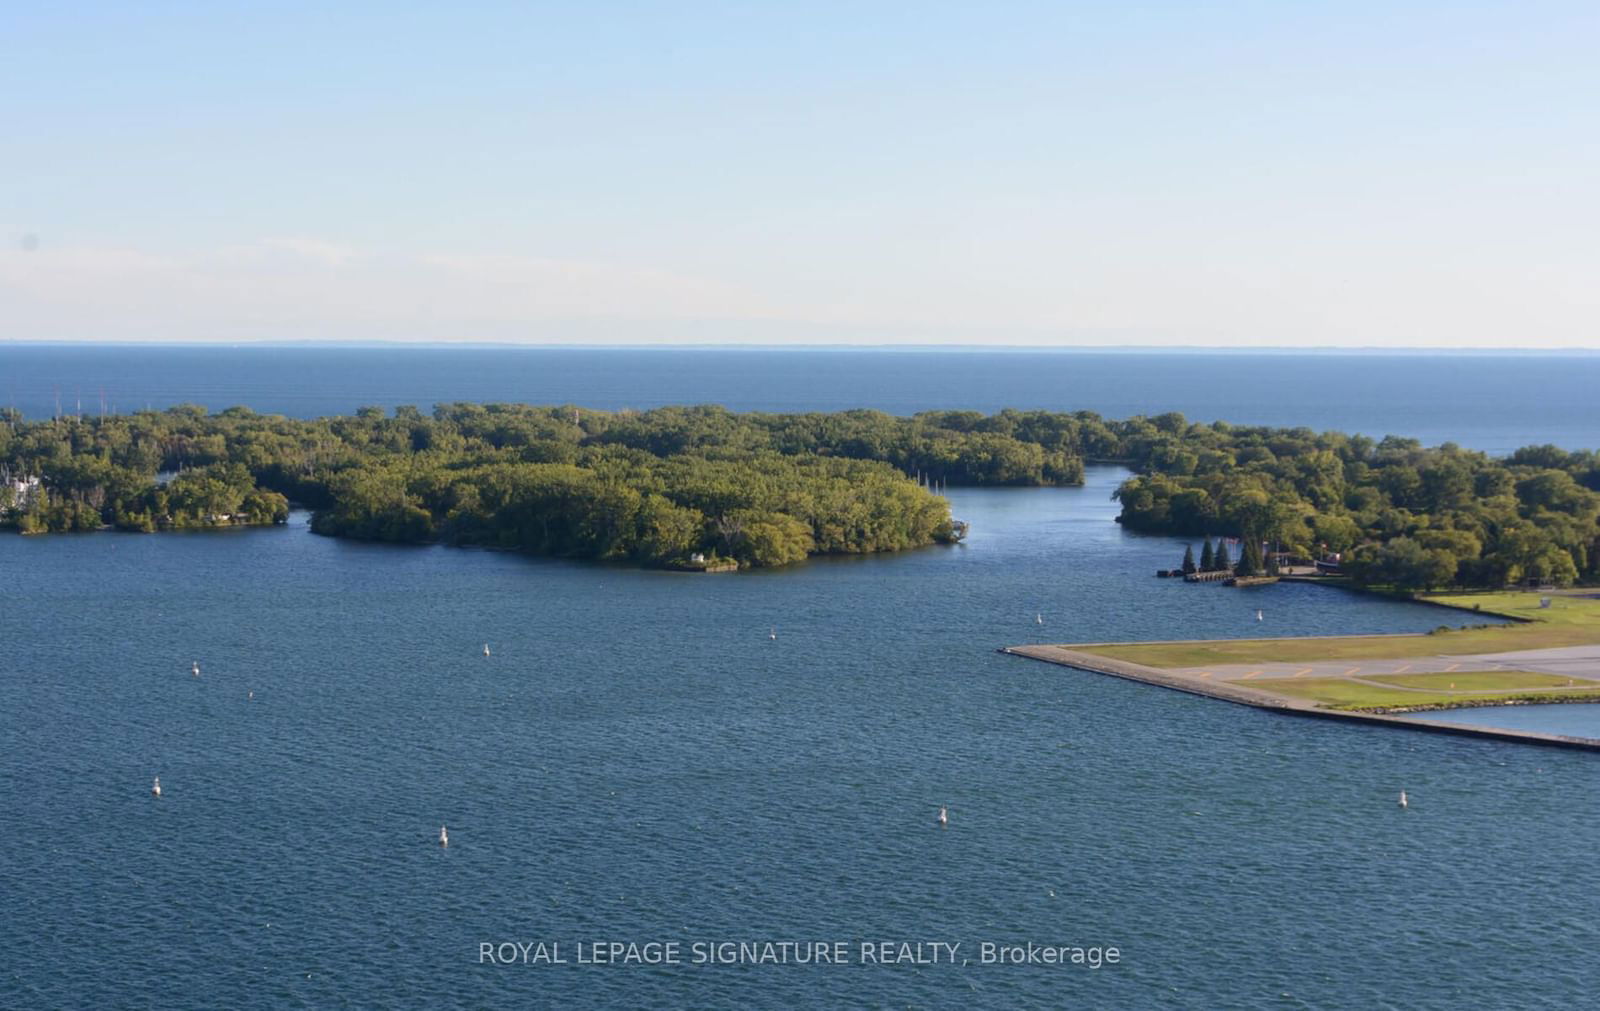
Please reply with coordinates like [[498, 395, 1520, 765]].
[[1294, 667, 1313, 678], [1341, 667, 1360, 676], [1241, 669, 1262, 680], [1444, 663, 1460, 672], [1196, 671, 1212, 679], [1395, 665, 1412, 674]]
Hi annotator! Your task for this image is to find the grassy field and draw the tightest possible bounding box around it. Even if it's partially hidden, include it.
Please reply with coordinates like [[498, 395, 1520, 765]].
[[1364, 670, 1593, 691], [1420, 590, 1600, 626], [1084, 590, 1600, 668], [1249, 674, 1600, 712]]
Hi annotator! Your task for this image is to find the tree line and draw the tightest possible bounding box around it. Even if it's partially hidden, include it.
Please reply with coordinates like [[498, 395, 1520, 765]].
[[1117, 421, 1600, 589], [0, 404, 1027, 566], [4, 403, 1596, 584]]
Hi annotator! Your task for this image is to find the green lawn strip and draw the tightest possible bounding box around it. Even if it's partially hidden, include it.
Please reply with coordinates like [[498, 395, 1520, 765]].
[[1420, 591, 1600, 627], [1247, 676, 1600, 713], [1365, 670, 1593, 691], [1081, 591, 1600, 669]]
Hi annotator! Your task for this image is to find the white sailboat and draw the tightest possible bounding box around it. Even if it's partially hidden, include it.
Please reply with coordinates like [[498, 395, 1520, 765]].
[[1255, 609, 1264, 622], [1398, 790, 1408, 809], [482, 643, 491, 657], [769, 627, 777, 640], [191, 660, 200, 677], [1036, 613, 1043, 625], [151, 776, 161, 797], [937, 805, 948, 827], [440, 825, 449, 847]]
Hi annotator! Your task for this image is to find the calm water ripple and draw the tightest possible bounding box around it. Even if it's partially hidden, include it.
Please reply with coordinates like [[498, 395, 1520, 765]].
[[4, 468, 1596, 1007]]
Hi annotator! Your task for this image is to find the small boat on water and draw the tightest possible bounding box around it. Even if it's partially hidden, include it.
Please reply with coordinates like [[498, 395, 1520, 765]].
[[1398, 790, 1408, 809], [152, 777, 161, 797], [769, 628, 777, 640], [1036, 613, 1043, 625], [937, 805, 948, 827], [191, 660, 200, 677], [440, 825, 449, 847], [482, 643, 490, 657], [1255, 609, 1264, 622]]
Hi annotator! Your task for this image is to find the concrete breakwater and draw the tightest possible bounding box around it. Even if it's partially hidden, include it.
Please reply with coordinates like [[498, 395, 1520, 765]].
[[1000, 644, 1600, 752]]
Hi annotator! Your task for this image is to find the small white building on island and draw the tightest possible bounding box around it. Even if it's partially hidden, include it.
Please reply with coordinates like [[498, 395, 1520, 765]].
[[4, 475, 41, 510]]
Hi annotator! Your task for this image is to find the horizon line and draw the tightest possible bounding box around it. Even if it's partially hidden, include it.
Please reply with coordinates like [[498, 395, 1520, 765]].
[[3, 339, 1598, 355]]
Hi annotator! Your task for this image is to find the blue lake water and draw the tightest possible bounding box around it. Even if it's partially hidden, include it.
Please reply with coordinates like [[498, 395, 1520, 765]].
[[4, 347, 1600, 1007], [4, 344, 1600, 454], [1409, 703, 1600, 738], [3, 465, 1597, 1009]]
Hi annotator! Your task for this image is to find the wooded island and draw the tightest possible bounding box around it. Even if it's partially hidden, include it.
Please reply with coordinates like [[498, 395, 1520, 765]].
[[2, 404, 1596, 583]]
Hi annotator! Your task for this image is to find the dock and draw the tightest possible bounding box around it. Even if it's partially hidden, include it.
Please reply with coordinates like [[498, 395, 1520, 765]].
[[1228, 575, 1279, 588]]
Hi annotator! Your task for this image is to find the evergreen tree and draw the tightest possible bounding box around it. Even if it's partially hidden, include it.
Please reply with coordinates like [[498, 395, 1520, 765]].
[[1214, 540, 1231, 572], [1181, 544, 1196, 574], [1265, 549, 1280, 576], [1236, 537, 1263, 577], [1199, 537, 1214, 571]]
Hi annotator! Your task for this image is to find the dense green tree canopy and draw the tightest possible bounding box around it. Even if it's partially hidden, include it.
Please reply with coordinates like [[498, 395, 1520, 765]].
[[4, 403, 1048, 567], [1112, 425, 1600, 589], [4, 404, 1596, 584]]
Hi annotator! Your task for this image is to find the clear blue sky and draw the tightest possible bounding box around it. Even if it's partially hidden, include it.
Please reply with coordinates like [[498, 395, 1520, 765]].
[[3, 1, 1596, 346]]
